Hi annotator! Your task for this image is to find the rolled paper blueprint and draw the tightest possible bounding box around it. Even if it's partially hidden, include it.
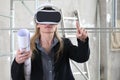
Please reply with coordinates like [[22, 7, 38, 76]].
[[17, 29, 31, 80]]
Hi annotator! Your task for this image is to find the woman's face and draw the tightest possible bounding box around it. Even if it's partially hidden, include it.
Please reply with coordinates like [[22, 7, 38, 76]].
[[37, 24, 57, 34]]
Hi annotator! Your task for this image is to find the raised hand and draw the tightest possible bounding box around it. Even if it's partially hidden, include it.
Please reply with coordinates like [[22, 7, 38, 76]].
[[76, 21, 88, 42]]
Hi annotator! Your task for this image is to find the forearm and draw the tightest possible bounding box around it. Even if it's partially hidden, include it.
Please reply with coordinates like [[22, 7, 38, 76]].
[[68, 37, 90, 63], [77, 37, 90, 62], [11, 59, 25, 80]]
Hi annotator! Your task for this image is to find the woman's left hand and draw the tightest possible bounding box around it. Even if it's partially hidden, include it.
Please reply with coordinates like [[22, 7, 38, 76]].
[[76, 21, 88, 42]]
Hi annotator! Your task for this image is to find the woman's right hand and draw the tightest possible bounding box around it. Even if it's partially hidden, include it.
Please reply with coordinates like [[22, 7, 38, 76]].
[[15, 50, 32, 64]]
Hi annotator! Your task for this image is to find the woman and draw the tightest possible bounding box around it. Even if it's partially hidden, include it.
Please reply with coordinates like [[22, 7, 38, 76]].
[[11, 3, 90, 80]]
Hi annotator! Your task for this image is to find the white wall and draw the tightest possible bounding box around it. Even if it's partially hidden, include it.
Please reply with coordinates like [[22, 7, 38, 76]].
[[2, 0, 120, 80]]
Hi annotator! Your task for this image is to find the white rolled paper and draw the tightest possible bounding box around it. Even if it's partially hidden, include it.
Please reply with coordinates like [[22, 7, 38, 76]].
[[17, 29, 31, 80]]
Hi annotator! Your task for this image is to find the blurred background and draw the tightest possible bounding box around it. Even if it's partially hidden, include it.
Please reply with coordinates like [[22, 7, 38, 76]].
[[0, 0, 120, 80]]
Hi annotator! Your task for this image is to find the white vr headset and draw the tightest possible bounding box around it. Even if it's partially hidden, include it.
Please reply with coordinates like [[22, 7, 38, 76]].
[[34, 3, 61, 24]]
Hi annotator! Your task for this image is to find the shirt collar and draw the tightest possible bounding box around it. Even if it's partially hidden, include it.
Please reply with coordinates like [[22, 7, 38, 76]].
[[35, 37, 59, 50]]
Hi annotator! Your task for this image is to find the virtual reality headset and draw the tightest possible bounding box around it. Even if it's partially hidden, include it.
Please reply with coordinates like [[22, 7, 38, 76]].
[[34, 3, 61, 24]]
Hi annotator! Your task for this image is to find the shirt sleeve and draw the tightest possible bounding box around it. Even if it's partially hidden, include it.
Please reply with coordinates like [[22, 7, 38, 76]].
[[65, 37, 90, 63], [11, 59, 25, 80]]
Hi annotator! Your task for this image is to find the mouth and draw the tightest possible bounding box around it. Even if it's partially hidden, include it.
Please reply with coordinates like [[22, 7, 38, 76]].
[[45, 26, 53, 28]]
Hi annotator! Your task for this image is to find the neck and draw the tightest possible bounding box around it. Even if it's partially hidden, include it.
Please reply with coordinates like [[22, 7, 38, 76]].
[[40, 32, 54, 44], [40, 32, 54, 53]]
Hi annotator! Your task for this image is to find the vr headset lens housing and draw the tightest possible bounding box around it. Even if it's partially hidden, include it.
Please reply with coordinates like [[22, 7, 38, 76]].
[[35, 10, 61, 24]]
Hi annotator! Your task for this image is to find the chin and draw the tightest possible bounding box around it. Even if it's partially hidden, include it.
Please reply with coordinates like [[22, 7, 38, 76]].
[[45, 31, 55, 33]]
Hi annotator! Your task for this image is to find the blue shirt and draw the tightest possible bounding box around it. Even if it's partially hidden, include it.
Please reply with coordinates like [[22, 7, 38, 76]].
[[35, 37, 58, 80]]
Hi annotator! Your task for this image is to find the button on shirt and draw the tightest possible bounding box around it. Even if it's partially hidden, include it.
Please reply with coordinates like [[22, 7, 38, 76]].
[[35, 37, 58, 80]]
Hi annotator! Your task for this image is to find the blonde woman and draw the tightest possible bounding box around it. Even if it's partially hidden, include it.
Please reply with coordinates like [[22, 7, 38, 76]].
[[11, 3, 90, 80]]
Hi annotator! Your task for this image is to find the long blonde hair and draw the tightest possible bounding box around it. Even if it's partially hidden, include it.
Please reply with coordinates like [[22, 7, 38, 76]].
[[30, 24, 63, 60]]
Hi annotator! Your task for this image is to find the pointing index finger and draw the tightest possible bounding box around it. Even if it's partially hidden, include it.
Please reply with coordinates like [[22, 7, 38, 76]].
[[76, 21, 80, 29], [76, 21, 81, 33]]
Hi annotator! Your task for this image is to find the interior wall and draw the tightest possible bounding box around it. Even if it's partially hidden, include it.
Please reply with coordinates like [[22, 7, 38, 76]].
[[2, 0, 120, 80], [100, 0, 120, 80], [108, 0, 120, 80]]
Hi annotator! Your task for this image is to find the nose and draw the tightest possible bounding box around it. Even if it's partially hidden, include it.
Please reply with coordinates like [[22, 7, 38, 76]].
[[45, 24, 50, 26], [45, 24, 53, 27]]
